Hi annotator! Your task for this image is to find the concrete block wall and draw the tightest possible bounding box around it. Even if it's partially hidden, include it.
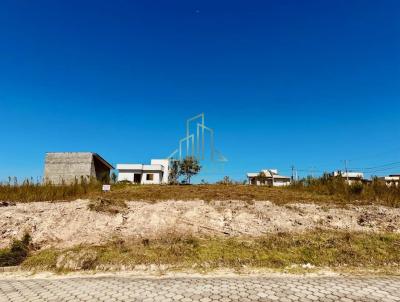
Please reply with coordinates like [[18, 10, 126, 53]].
[[44, 152, 94, 184]]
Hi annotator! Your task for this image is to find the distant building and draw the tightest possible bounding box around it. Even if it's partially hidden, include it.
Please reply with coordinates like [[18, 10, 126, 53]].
[[332, 171, 364, 185], [116, 159, 169, 184], [378, 174, 400, 187], [44, 152, 114, 184], [247, 169, 291, 187]]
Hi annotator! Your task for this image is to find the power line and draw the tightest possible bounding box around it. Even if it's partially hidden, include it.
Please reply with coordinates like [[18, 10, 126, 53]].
[[358, 165, 400, 174], [198, 158, 400, 179], [349, 161, 400, 171]]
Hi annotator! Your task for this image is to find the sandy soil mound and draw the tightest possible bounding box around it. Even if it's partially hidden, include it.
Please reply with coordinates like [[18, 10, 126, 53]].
[[1, 199, 399, 249]]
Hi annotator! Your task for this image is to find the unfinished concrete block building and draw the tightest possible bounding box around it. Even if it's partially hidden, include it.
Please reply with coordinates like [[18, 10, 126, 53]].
[[44, 152, 114, 184]]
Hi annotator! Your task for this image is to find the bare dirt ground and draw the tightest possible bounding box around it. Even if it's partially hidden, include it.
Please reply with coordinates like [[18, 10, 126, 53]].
[[1, 199, 399, 249]]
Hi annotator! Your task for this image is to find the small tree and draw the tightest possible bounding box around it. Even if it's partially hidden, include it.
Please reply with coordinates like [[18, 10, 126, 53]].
[[216, 176, 233, 185], [178, 156, 201, 184], [168, 160, 180, 185], [111, 172, 117, 184], [256, 172, 268, 185]]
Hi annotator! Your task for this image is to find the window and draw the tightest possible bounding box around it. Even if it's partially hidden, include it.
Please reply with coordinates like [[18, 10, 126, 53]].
[[146, 174, 154, 181]]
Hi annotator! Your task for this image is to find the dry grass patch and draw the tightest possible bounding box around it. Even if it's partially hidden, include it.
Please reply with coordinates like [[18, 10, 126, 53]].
[[0, 181, 101, 203], [88, 198, 127, 214], [89, 184, 400, 207], [2, 182, 399, 208], [95, 184, 339, 204]]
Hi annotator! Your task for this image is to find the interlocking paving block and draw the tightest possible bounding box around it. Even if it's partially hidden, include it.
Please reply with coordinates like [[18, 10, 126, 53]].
[[0, 276, 400, 301]]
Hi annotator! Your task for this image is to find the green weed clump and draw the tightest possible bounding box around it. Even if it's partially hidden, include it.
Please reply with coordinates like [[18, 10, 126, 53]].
[[0, 233, 31, 267]]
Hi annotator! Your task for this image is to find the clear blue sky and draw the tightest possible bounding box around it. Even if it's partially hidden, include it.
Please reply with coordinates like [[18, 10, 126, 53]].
[[0, 0, 399, 183]]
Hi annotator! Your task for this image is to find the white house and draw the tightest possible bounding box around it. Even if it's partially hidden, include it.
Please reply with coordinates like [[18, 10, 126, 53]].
[[247, 169, 291, 187], [332, 171, 364, 185], [379, 174, 400, 187], [117, 159, 170, 184]]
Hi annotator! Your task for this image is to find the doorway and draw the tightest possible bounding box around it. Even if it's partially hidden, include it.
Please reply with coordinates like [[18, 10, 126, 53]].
[[134, 173, 142, 184]]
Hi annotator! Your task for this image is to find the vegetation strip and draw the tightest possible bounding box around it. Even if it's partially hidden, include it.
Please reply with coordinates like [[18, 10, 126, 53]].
[[22, 231, 400, 272], [1, 178, 400, 207]]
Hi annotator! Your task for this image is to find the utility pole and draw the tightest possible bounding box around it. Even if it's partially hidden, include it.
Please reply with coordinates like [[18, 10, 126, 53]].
[[309, 166, 315, 178], [344, 160, 349, 183], [291, 165, 295, 183]]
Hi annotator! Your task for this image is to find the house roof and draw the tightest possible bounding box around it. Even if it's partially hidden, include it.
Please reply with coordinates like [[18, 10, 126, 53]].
[[333, 171, 364, 178], [273, 175, 291, 180], [246, 173, 259, 177], [116, 163, 164, 172], [381, 176, 400, 180], [93, 153, 114, 169], [247, 170, 290, 180], [143, 164, 163, 171], [45, 152, 114, 169]]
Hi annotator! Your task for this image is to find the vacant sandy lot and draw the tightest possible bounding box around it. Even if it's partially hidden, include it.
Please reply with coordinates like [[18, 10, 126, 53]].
[[1, 199, 399, 249]]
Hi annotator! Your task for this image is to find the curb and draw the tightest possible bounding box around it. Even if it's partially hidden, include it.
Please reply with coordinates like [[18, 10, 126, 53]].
[[0, 266, 20, 273]]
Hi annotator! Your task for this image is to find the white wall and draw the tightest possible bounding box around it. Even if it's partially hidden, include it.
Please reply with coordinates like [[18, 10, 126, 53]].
[[118, 170, 163, 184], [273, 180, 291, 187], [118, 171, 134, 182], [117, 159, 170, 185], [151, 159, 169, 184], [248, 177, 291, 187], [141, 171, 162, 184], [117, 170, 143, 183]]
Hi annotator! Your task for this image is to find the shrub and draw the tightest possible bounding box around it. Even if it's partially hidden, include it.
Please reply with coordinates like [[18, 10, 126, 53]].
[[349, 183, 363, 195], [0, 233, 31, 267], [216, 176, 234, 185], [117, 180, 132, 184]]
